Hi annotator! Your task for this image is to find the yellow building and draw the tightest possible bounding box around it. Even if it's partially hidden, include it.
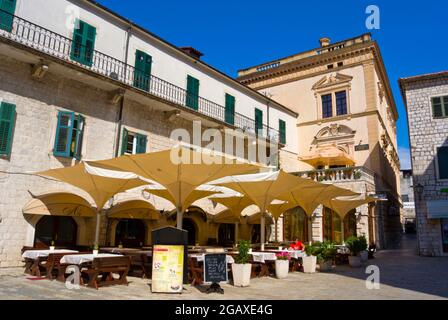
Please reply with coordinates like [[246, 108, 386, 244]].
[[237, 34, 402, 249]]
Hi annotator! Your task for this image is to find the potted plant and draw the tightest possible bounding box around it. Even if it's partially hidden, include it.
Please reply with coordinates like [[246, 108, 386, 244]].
[[49, 240, 55, 251], [353, 170, 362, 180], [302, 243, 317, 273], [275, 251, 291, 279], [93, 244, 99, 256], [345, 236, 363, 267], [232, 240, 251, 287], [358, 236, 368, 262], [315, 241, 337, 272]]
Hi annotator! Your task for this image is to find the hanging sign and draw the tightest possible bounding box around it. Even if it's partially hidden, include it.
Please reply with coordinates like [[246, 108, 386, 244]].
[[151, 245, 184, 293]]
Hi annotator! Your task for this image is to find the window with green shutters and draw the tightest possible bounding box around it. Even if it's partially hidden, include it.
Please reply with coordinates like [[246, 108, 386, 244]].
[[70, 20, 96, 67], [437, 146, 448, 179], [279, 119, 286, 144], [255, 108, 263, 135], [225, 94, 235, 125], [133, 50, 152, 91], [432, 96, 448, 118], [186, 75, 200, 110], [0, 101, 16, 157], [54, 111, 85, 159], [0, 0, 16, 32], [121, 128, 147, 155]]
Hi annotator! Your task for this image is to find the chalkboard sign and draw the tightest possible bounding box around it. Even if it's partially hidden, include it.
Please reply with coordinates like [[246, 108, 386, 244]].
[[203, 254, 227, 284]]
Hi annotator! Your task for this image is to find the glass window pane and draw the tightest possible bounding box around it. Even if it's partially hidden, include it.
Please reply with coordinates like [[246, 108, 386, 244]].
[[336, 91, 347, 115], [437, 147, 448, 179], [321, 94, 333, 118]]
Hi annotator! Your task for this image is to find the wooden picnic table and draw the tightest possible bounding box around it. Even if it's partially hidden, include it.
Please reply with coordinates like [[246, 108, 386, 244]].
[[22, 249, 78, 277]]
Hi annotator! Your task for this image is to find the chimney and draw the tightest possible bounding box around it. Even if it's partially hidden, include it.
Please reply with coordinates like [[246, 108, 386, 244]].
[[319, 37, 331, 47], [180, 46, 204, 60]]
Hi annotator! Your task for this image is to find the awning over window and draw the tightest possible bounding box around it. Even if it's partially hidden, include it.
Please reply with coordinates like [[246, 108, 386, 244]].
[[22, 192, 96, 217], [427, 200, 448, 219], [108, 200, 160, 220], [299, 146, 355, 167]]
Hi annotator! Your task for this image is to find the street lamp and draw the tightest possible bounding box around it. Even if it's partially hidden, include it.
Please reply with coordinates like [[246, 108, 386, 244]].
[[414, 183, 424, 200]]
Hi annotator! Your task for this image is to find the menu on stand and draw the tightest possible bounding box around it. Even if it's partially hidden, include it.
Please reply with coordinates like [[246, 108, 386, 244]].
[[151, 245, 184, 293]]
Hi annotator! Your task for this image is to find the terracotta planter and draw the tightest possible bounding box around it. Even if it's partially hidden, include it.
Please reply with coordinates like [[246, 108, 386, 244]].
[[349, 255, 362, 268], [302, 255, 317, 273], [275, 260, 289, 279], [232, 264, 251, 287]]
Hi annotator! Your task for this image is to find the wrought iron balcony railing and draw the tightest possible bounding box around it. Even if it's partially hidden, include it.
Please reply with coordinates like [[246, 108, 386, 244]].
[[0, 10, 280, 143], [294, 166, 376, 184]]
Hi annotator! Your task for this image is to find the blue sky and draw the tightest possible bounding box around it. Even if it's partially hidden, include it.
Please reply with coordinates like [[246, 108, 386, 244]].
[[98, 0, 447, 169]]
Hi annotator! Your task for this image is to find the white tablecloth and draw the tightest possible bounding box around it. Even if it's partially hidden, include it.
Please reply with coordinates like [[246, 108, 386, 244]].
[[190, 254, 235, 264], [22, 250, 78, 260], [335, 245, 350, 254], [250, 252, 277, 263], [60, 253, 122, 265]]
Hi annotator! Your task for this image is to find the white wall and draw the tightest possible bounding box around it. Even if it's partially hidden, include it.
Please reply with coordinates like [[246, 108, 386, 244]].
[[16, 0, 297, 152]]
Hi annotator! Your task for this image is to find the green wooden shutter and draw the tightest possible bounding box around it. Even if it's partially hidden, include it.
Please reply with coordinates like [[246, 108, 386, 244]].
[[0, 102, 16, 156], [70, 20, 96, 66], [186, 75, 199, 110], [438, 147, 448, 179], [225, 94, 235, 125], [74, 115, 85, 160], [0, 0, 17, 32], [120, 128, 128, 156], [133, 50, 152, 91], [255, 108, 263, 135], [136, 134, 147, 154], [54, 111, 75, 157], [279, 119, 286, 144]]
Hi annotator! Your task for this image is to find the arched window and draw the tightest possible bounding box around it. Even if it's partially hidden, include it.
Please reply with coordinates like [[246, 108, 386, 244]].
[[35, 216, 77, 247], [115, 219, 146, 248], [323, 207, 342, 244], [344, 210, 357, 240], [218, 223, 235, 247], [283, 207, 308, 242]]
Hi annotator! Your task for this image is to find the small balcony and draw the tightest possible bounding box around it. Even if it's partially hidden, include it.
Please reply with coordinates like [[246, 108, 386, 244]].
[[0, 10, 280, 143], [294, 166, 375, 185]]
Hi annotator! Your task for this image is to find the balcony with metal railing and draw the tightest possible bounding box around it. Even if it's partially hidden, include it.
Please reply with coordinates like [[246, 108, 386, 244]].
[[294, 166, 376, 185], [0, 10, 280, 143]]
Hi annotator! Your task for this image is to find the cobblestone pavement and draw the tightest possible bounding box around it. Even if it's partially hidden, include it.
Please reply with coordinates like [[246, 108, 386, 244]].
[[0, 236, 447, 300]]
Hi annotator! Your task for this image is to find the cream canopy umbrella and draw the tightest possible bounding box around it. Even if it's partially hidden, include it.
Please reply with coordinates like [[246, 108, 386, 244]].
[[211, 170, 316, 250], [143, 184, 223, 213], [321, 195, 378, 218], [108, 199, 160, 220], [22, 192, 96, 217], [87, 145, 262, 229], [37, 162, 148, 245]]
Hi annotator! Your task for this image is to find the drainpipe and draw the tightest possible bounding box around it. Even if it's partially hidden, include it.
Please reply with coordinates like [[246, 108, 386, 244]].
[[114, 25, 132, 157]]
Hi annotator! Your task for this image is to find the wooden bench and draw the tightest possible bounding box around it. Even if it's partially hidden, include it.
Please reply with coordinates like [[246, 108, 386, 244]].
[[43, 252, 90, 281], [82, 256, 131, 290]]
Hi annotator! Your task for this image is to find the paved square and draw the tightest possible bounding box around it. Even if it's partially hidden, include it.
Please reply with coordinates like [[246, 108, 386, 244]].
[[1, 236, 447, 300]]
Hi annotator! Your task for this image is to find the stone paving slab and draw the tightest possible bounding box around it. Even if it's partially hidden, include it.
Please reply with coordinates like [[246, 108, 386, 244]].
[[1, 237, 447, 300]]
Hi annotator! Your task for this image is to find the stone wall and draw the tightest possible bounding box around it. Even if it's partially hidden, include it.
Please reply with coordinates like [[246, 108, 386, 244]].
[[402, 76, 448, 256]]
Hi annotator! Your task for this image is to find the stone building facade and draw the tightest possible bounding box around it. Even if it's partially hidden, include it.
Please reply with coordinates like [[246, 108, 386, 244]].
[[0, 0, 297, 267], [399, 71, 448, 256], [238, 34, 402, 249]]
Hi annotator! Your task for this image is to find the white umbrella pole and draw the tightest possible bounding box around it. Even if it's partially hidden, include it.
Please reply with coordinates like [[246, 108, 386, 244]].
[[176, 207, 183, 229], [275, 218, 278, 243], [261, 213, 266, 251], [94, 209, 101, 246]]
